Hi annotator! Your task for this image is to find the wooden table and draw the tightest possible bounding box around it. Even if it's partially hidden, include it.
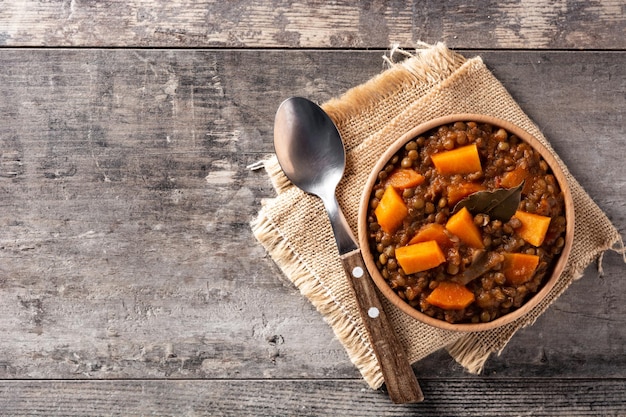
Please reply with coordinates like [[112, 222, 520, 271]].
[[0, 2, 624, 415]]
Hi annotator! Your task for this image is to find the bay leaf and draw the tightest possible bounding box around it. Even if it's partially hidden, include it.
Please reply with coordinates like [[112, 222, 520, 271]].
[[452, 181, 524, 222]]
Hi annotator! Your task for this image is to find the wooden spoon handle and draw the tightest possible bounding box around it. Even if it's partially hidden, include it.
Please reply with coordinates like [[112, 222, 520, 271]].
[[340, 249, 424, 404]]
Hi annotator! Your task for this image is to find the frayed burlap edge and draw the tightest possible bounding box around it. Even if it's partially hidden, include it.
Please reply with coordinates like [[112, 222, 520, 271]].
[[322, 43, 468, 145], [251, 186, 383, 388]]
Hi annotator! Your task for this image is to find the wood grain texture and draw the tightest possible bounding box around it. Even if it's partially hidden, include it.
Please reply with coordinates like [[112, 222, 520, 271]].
[[0, 49, 623, 383], [0, 0, 624, 49], [0, 379, 625, 416], [0, 48, 624, 416]]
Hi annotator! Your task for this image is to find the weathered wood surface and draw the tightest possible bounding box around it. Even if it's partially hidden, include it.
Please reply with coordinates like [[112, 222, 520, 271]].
[[1, 379, 626, 416], [1, 0, 625, 410], [0, 49, 624, 415], [0, 0, 624, 49]]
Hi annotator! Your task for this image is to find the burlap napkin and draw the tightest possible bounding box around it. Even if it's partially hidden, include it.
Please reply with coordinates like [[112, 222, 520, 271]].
[[251, 43, 622, 389]]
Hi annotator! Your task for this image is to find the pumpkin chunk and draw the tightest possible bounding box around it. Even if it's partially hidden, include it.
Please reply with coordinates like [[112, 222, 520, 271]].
[[445, 206, 484, 249], [374, 186, 408, 234], [431, 143, 482, 175], [500, 166, 528, 189], [386, 168, 425, 190], [502, 253, 540, 285], [514, 210, 551, 247], [426, 282, 475, 310], [395, 240, 446, 275], [447, 182, 486, 206], [408, 223, 453, 249]]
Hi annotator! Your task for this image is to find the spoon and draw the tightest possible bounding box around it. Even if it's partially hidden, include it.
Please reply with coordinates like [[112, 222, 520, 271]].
[[273, 97, 424, 404]]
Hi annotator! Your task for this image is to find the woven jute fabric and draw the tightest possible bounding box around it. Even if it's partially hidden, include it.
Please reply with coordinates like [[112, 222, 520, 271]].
[[251, 43, 622, 389]]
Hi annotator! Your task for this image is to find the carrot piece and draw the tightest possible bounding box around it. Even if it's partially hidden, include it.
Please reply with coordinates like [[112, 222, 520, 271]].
[[408, 223, 453, 249], [445, 206, 484, 249], [514, 210, 551, 247], [446, 182, 486, 206], [426, 282, 475, 310], [500, 166, 528, 189], [395, 240, 446, 275], [502, 253, 540, 285], [386, 168, 425, 190], [374, 186, 408, 234], [431, 143, 482, 175]]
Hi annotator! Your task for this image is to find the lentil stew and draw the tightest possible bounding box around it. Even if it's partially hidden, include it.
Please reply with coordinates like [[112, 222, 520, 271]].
[[360, 116, 572, 329]]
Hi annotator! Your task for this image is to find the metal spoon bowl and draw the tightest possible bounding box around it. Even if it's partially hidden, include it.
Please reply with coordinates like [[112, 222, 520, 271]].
[[273, 97, 423, 404], [273, 97, 356, 254]]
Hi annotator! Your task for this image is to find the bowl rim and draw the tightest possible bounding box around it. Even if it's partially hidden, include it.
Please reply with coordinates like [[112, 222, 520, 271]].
[[357, 113, 575, 332]]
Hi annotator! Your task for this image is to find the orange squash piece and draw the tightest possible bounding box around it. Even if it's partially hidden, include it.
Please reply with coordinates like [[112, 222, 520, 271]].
[[500, 166, 528, 189], [408, 223, 453, 249], [431, 143, 482, 175], [374, 186, 408, 234], [502, 253, 540, 285], [386, 168, 425, 190], [395, 240, 446, 275], [499, 166, 534, 194], [426, 282, 475, 310], [514, 210, 551, 247], [447, 182, 486, 206], [445, 206, 485, 249]]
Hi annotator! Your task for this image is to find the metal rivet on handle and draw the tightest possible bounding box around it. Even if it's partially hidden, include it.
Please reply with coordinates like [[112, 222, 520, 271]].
[[352, 266, 364, 278], [368, 307, 380, 318]]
